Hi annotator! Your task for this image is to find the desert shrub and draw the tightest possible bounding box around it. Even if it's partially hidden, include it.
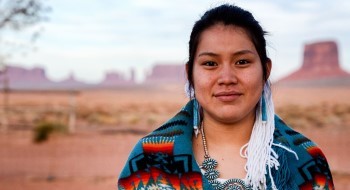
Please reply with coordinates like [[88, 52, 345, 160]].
[[33, 122, 67, 143], [124, 114, 141, 125], [147, 115, 157, 126], [76, 106, 93, 119], [85, 112, 120, 125]]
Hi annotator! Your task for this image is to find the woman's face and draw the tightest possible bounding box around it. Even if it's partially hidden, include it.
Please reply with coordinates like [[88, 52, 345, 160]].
[[192, 24, 269, 125]]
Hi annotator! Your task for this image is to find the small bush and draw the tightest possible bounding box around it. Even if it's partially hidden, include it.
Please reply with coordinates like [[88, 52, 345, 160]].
[[33, 122, 67, 143]]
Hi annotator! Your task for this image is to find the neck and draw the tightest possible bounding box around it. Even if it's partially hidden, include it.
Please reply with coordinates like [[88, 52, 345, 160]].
[[202, 112, 255, 148]]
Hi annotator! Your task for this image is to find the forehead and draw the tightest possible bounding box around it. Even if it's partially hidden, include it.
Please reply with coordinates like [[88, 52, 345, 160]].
[[196, 24, 256, 54]]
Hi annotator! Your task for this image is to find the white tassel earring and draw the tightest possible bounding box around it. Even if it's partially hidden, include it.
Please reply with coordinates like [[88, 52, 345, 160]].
[[243, 82, 277, 190], [243, 82, 298, 190]]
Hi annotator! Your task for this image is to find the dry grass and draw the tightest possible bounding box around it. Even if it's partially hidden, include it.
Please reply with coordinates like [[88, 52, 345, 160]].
[[0, 86, 188, 131], [276, 103, 350, 129], [0, 85, 349, 189]]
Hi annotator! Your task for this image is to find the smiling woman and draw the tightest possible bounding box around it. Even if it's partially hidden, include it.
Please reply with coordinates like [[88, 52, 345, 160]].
[[118, 4, 334, 190], [192, 25, 266, 126]]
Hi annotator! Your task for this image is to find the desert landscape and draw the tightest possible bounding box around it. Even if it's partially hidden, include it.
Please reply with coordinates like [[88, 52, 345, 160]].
[[0, 1, 349, 189], [0, 85, 349, 190]]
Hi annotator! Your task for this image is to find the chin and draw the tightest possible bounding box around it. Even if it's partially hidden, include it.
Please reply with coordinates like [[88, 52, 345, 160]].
[[215, 113, 243, 124], [216, 108, 255, 123]]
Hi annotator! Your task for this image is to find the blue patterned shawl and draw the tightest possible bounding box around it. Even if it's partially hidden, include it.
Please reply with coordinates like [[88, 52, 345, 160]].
[[118, 100, 334, 189]]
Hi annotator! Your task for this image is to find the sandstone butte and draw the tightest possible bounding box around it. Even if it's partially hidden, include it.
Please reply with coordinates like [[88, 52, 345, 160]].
[[2, 40, 350, 89], [276, 41, 350, 86]]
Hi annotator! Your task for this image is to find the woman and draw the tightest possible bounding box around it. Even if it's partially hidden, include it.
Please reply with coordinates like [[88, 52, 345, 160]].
[[118, 4, 334, 190]]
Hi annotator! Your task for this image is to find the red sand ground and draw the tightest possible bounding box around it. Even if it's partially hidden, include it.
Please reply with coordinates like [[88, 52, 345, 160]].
[[0, 86, 349, 190]]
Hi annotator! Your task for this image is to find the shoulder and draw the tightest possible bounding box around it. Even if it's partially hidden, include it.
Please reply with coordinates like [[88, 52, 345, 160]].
[[274, 115, 317, 152], [273, 115, 334, 189], [273, 115, 326, 161], [120, 104, 193, 174], [118, 101, 204, 189], [119, 102, 193, 171]]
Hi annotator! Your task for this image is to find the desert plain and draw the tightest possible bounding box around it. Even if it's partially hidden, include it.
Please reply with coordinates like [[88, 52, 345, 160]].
[[0, 85, 349, 190]]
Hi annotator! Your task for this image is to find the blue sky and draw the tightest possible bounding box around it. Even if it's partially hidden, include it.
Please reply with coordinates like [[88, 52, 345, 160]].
[[3, 0, 350, 83]]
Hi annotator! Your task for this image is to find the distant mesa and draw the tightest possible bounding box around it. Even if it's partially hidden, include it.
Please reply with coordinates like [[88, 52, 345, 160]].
[[57, 72, 89, 89], [5, 40, 349, 91], [59, 73, 83, 84], [0, 65, 53, 90], [277, 40, 350, 86], [0, 65, 135, 90], [0, 63, 185, 90], [1, 66, 50, 83], [99, 69, 135, 87], [144, 63, 186, 85], [0, 65, 93, 90]]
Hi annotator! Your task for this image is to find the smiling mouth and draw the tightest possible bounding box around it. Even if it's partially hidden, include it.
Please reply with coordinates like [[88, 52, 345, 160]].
[[213, 91, 242, 102]]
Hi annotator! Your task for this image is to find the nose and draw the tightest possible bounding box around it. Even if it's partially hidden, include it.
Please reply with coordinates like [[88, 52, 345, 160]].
[[217, 64, 238, 85]]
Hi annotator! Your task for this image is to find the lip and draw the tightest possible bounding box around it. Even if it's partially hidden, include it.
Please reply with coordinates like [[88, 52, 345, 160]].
[[213, 91, 242, 102]]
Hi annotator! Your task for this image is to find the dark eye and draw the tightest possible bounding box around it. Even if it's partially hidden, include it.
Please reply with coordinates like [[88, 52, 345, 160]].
[[203, 61, 217, 67], [236, 59, 249, 65]]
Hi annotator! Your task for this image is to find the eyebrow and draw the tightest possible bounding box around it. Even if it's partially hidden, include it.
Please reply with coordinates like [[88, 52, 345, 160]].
[[197, 50, 256, 57]]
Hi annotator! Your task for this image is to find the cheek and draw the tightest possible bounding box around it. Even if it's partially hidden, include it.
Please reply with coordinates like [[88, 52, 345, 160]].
[[242, 68, 265, 96], [248, 65, 264, 84], [192, 66, 204, 88], [247, 75, 263, 89], [193, 72, 205, 95], [192, 69, 213, 100], [193, 70, 215, 91]]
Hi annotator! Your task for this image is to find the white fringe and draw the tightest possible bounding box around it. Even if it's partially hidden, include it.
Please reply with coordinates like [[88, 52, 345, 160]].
[[242, 82, 278, 190], [189, 81, 299, 189]]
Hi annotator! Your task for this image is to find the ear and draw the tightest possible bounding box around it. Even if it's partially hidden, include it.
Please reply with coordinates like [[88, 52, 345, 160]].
[[266, 58, 272, 80]]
